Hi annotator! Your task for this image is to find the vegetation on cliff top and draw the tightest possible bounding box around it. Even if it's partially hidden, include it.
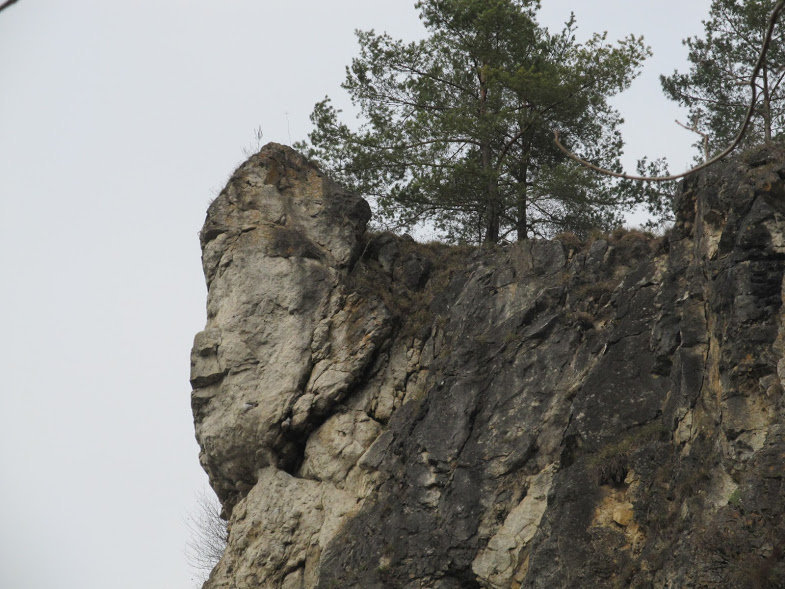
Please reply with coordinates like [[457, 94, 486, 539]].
[[298, 0, 669, 243], [299, 0, 785, 245]]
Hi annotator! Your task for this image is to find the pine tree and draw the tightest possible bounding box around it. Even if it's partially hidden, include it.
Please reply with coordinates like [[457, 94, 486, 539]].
[[661, 0, 785, 153], [299, 0, 651, 243]]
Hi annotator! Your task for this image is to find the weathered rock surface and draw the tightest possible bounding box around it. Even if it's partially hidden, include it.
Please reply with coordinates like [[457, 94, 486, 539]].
[[191, 142, 785, 588]]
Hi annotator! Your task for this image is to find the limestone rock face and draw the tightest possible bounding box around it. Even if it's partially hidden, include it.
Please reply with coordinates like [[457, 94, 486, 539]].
[[191, 143, 374, 513], [192, 143, 785, 588]]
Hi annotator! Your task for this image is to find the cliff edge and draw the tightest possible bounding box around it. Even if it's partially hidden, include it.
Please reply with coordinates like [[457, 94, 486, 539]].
[[191, 142, 785, 588]]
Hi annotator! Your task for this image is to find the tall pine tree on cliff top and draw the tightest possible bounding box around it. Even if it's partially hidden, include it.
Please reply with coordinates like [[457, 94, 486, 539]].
[[299, 0, 652, 243], [661, 0, 785, 154]]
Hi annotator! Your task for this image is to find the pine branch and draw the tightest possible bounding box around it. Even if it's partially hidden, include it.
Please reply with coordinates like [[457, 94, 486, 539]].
[[675, 119, 710, 162], [553, 0, 785, 183]]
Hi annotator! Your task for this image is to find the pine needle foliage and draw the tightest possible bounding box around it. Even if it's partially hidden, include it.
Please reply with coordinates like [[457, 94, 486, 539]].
[[662, 0, 785, 154], [299, 0, 660, 243]]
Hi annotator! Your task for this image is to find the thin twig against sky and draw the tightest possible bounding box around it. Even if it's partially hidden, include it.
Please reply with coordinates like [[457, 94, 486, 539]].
[[0, 0, 21, 15], [553, 0, 785, 182]]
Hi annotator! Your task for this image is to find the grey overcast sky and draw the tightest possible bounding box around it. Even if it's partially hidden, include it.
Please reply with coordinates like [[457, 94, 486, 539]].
[[0, 1, 711, 587]]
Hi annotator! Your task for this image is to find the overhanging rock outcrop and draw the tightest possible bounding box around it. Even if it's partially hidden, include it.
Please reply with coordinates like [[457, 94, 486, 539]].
[[191, 142, 785, 588]]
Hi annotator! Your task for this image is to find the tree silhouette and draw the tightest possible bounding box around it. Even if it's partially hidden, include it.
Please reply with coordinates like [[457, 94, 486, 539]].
[[185, 488, 228, 586]]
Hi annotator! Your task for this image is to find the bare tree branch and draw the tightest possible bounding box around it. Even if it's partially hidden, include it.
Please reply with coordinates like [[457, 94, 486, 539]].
[[186, 489, 228, 583], [0, 0, 20, 14], [675, 119, 710, 162], [553, 0, 785, 183]]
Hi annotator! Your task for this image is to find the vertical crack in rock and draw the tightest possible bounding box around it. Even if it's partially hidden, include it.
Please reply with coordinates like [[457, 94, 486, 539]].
[[191, 143, 785, 588]]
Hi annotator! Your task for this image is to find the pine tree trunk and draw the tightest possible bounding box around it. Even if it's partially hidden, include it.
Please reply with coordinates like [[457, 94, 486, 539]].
[[763, 67, 772, 142], [478, 67, 499, 244], [516, 156, 529, 241], [484, 158, 500, 243]]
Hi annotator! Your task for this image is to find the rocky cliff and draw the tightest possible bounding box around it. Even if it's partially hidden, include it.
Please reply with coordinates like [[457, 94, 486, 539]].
[[191, 143, 785, 588]]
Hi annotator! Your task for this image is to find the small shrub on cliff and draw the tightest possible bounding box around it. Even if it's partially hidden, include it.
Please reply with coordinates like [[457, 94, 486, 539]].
[[727, 487, 742, 508], [589, 421, 669, 487], [186, 488, 228, 585]]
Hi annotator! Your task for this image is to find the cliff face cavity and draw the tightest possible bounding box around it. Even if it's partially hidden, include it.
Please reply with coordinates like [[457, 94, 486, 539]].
[[191, 143, 785, 588]]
